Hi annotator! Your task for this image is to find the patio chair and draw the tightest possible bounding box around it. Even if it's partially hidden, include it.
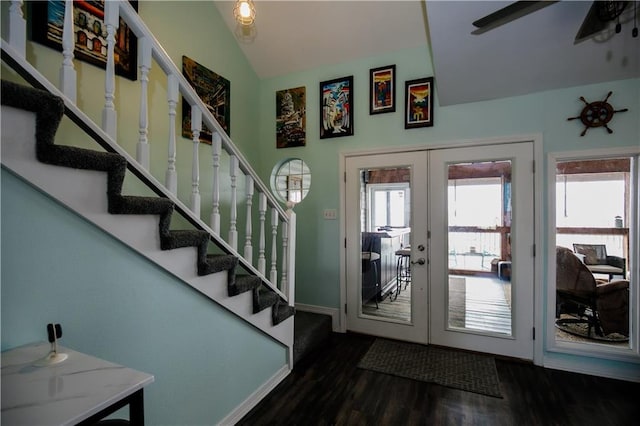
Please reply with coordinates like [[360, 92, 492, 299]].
[[573, 243, 626, 280], [556, 246, 629, 337]]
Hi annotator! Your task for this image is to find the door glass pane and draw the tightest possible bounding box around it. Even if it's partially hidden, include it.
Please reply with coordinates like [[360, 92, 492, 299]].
[[555, 158, 632, 348], [360, 167, 412, 322], [447, 161, 513, 335]]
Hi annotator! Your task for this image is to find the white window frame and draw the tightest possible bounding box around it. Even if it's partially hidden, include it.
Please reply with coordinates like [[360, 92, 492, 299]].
[[366, 183, 410, 231], [546, 147, 640, 365]]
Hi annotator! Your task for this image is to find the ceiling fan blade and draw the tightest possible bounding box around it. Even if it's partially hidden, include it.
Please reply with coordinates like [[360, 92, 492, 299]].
[[472, 1, 558, 34], [574, 1, 621, 44]]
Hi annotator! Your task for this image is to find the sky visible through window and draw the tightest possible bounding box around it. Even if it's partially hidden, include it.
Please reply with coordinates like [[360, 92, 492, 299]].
[[448, 178, 501, 227], [556, 175, 625, 228]]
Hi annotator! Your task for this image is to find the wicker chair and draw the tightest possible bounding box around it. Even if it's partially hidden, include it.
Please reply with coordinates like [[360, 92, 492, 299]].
[[556, 246, 629, 337]]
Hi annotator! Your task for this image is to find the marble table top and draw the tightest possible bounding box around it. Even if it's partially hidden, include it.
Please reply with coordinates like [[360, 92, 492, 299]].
[[2, 342, 154, 426]]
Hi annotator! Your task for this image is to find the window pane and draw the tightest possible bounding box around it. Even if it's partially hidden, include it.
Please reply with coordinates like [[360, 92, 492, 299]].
[[556, 173, 625, 227], [389, 191, 405, 226], [449, 178, 501, 227]]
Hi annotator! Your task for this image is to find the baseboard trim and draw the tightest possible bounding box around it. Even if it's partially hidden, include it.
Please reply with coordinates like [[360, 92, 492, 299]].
[[218, 364, 291, 425], [295, 303, 340, 332]]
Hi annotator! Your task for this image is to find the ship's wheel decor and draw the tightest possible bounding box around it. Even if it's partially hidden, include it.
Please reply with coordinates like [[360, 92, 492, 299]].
[[567, 92, 628, 136]]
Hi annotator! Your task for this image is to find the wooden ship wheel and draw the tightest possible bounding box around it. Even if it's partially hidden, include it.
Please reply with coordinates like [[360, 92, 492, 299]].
[[567, 91, 628, 136]]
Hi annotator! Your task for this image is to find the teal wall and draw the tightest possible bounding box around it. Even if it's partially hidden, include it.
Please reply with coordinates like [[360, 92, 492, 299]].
[[255, 45, 639, 374], [1, 169, 286, 425], [256, 45, 639, 309], [1, 1, 282, 424]]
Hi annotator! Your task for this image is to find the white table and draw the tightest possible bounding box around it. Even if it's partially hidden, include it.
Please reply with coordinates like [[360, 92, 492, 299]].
[[2, 342, 154, 425]]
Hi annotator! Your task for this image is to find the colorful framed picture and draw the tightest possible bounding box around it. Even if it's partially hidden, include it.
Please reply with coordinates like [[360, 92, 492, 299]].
[[404, 77, 434, 129], [370, 65, 396, 114], [320, 76, 353, 139], [181, 55, 231, 143], [276, 86, 306, 148], [31, 1, 138, 81]]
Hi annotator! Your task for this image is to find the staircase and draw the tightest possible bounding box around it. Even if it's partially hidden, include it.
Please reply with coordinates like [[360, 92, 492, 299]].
[[1, 77, 295, 333], [1, 0, 296, 359]]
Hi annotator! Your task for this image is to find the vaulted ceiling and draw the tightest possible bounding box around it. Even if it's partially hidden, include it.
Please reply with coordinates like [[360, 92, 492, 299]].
[[214, 1, 640, 106]]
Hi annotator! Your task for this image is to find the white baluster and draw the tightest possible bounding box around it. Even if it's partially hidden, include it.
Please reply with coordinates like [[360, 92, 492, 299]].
[[190, 107, 202, 216], [165, 74, 178, 194], [244, 176, 254, 263], [136, 36, 152, 170], [270, 207, 279, 285], [102, 0, 118, 138], [229, 155, 238, 250], [258, 193, 267, 275], [285, 205, 297, 302], [8, 0, 26, 56], [281, 219, 288, 291], [59, 0, 76, 102], [210, 132, 222, 234]]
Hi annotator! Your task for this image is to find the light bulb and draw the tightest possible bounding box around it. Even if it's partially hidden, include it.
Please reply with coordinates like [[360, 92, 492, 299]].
[[239, 1, 251, 18]]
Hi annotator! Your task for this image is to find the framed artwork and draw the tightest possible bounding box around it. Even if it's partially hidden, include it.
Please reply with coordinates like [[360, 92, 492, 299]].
[[404, 77, 434, 129], [276, 86, 306, 148], [31, 0, 138, 81], [320, 76, 353, 139], [369, 65, 396, 114], [181, 55, 231, 143]]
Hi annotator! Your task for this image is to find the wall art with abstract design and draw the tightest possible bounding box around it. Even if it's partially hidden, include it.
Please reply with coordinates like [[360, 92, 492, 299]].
[[276, 86, 306, 148], [370, 65, 396, 114], [320, 76, 353, 139], [405, 77, 434, 129]]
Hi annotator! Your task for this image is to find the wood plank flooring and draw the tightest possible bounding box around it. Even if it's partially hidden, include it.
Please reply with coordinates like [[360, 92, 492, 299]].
[[237, 333, 639, 426]]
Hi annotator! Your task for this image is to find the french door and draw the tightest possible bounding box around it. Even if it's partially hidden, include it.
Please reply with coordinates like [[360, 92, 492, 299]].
[[429, 142, 534, 360], [344, 142, 535, 360], [345, 151, 429, 343]]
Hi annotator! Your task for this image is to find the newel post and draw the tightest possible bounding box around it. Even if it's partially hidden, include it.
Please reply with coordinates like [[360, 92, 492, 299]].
[[285, 202, 297, 302]]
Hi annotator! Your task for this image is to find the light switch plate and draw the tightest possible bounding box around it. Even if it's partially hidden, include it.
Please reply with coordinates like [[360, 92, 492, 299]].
[[323, 209, 337, 220]]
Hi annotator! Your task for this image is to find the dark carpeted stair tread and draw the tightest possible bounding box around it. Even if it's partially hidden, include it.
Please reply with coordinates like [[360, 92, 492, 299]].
[[1, 80, 65, 151], [38, 144, 125, 173], [198, 254, 238, 276], [1, 81, 127, 195], [161, 229, 209, 250], [229, 274, 261, 297], [253, 285, 279, 313], [44, 146, 127, 196], [108, 194, 173, 216], [293, 311, 332, 364], [272, 301, 296, 325]]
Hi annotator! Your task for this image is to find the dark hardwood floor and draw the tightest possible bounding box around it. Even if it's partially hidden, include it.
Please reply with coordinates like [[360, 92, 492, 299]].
[[237, 332, 639, 426]]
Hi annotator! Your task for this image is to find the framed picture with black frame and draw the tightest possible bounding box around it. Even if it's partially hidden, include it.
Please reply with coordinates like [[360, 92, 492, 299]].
[[181, 55, 231, 143], [31, 0, 138, 81], [404, 77, 434, 129], [320, 75, 353, 139], [369, 65, 396, 114]]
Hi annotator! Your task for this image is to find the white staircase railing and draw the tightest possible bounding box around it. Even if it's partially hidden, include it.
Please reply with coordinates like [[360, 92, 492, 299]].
[[2, 0, 295, 309]]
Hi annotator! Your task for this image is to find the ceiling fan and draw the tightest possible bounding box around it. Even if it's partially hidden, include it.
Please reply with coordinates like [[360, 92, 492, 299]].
[[472, 1, 638, 43]]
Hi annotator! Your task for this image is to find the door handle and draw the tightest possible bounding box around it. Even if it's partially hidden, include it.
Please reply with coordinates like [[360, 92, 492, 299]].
[[411, 258, 426, 265]]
